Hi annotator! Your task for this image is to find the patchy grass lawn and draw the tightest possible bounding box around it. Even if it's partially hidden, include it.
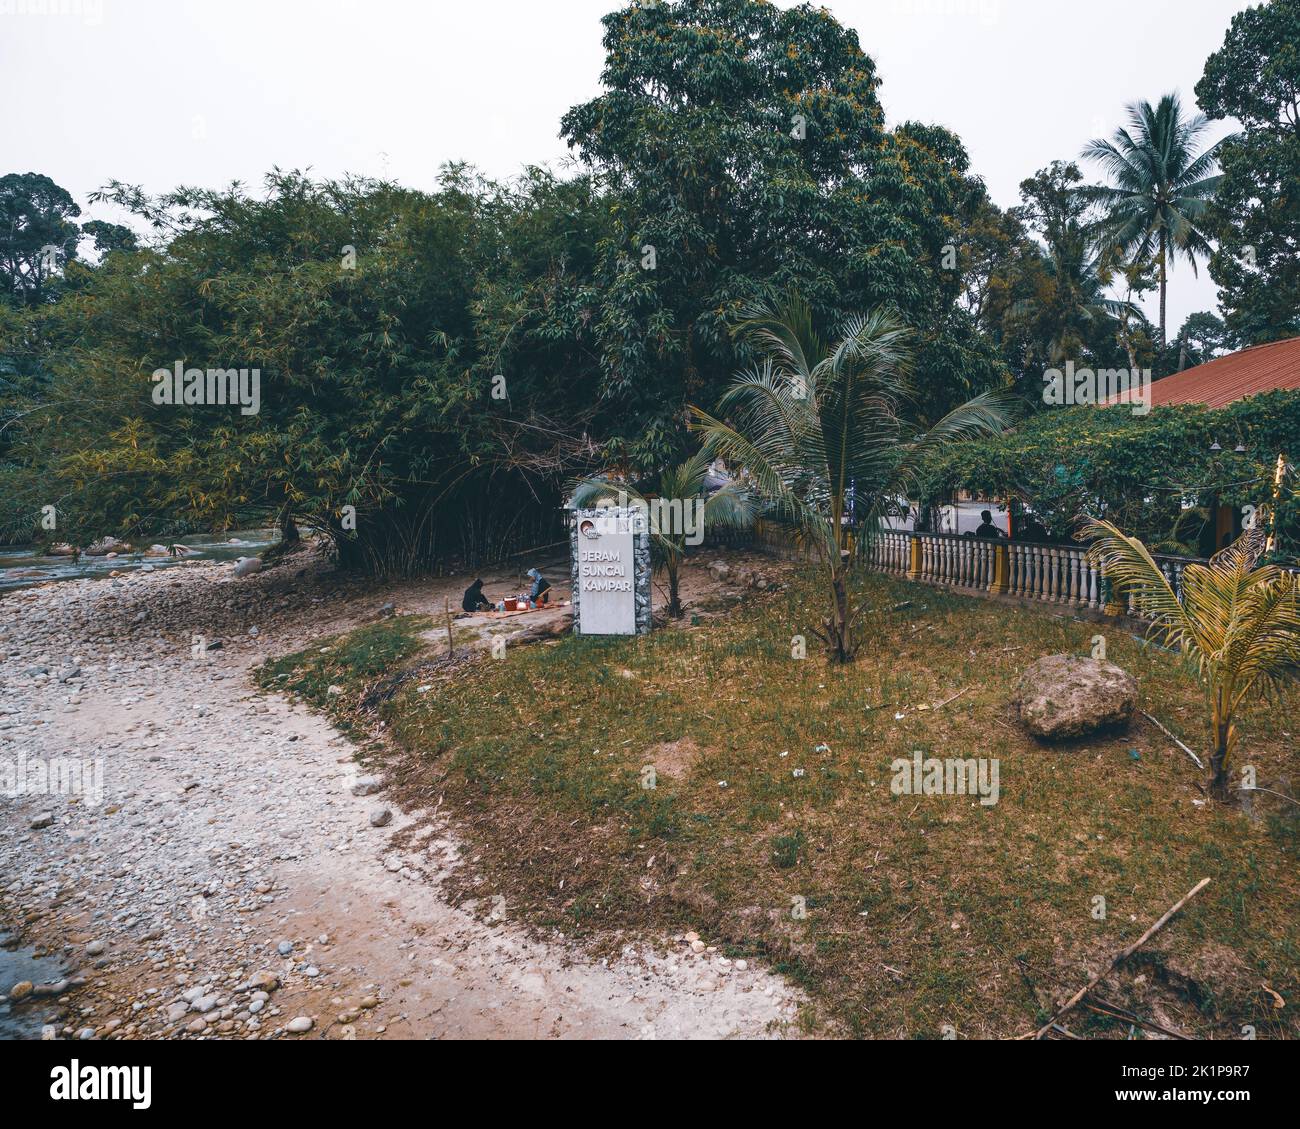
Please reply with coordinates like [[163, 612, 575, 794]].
[[258, 571, 1300, 1039]]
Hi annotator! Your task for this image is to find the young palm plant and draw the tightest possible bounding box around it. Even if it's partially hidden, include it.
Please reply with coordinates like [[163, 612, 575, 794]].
[[570, 450, 755, 618], [691, 295, 1012, 663], [1080, 93, 1223, 347], [1087, 519, 1300, 800]]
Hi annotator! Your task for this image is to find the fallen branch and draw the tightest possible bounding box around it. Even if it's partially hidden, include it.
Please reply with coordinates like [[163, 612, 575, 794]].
[[1082, 994, 1192, 1040], [1141, 711, 1205, 770], [1030, 878, 1211, 1040], [1242, 785, 1300, 809], [929, 687, 969, 712]]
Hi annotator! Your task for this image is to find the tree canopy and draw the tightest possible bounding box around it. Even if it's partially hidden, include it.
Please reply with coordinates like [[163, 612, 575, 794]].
[[1197, 0, 1300, 345]]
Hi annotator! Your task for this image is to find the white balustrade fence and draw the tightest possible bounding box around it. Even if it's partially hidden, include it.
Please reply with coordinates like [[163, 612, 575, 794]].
[[861, 532, 1215, 619]]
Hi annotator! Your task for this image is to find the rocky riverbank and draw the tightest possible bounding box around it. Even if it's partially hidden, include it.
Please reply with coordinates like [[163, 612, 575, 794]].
[[0, 555, 801, 1040]]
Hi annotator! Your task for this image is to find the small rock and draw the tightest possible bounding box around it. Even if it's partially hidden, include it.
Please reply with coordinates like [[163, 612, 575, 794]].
[[8, 980, 34, 1001], [286, 1016, 313, 1033], [350, 776, 383, 797], [370, 807, 392, 828], [30, 813, 54, 830]]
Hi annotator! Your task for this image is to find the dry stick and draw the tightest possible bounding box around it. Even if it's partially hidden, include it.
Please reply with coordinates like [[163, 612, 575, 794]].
[[1141, 711, 1205, 770], [1082, 996, 1191, 1041], [1031, 878, 1211, 1040], [931, 687, 970, 711], [1018, 955, 1190, 1040], [444, 599, 454, 659]]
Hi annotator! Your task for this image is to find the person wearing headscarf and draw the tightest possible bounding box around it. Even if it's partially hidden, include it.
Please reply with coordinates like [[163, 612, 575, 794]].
[[526, 568, 552, 606]]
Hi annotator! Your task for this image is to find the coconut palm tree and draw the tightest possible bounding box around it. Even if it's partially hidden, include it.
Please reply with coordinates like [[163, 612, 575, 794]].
[[691, 295, 1013, 663], [1009, 231, 1142, 369], [1080, 93, 1223, 347], [571, 450, 755, 619], [1087, 520, 1300, 800]]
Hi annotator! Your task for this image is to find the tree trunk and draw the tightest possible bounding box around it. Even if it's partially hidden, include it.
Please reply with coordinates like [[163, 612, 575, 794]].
[[825, 570, 854, 663], [667, 559, 683, 619], [1209, 692, 1233, 801], [1158, 234, 1168, 349], [1209, 742, 1232, 801], [279, 503, 300, 545]]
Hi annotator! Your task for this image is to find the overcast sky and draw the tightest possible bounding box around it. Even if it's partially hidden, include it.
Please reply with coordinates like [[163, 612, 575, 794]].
[[1, 0, 1252, 330]]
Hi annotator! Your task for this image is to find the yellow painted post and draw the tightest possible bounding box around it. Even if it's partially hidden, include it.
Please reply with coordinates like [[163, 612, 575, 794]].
[[989, 543, 1009, 594], [907, 533, 923, 581], [1266, 452, 1287, 553], [1103, 570, 1125, 618]]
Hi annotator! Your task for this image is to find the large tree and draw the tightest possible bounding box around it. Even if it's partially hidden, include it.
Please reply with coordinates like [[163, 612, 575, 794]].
[[2, 169, 613, 567], [560, 0, 1007, 472], [0, 173, 83, 307], [1080, 94, 1223, 348], [1000, 163, 1143, 385], [1197, 0, 1300, 345]]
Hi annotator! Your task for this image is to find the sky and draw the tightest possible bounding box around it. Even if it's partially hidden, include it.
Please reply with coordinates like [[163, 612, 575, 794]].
[[0, 0, 1254, 331]]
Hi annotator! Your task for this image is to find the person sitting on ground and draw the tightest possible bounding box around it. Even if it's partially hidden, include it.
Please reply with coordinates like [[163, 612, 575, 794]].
[[975, 510, 1004, 539], [526, 568, 553, 606], [462, 579, 493, 613]]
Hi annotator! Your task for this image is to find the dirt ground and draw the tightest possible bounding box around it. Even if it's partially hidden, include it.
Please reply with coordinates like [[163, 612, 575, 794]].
[[0, 547, 803, 1040]]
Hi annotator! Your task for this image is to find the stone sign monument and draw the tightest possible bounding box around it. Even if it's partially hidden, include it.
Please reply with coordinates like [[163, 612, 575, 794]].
[[570, 506, 652, 636]]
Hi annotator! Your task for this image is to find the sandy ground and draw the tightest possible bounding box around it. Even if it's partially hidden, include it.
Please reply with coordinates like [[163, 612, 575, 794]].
[[0, 548, 801, 1040]]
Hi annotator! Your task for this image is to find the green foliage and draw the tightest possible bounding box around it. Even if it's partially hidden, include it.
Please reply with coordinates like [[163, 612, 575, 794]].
[[692, 294, 1012, 660], [0, 172, 83, 307], [1197, 0, 1300, 345], [964, 163, 1147, 393], [1080, 93, 1224, 348], [918, 392, 1300, 556], [571, 447, 756, 616], [1087, 522, 1300, 796], [2, 168, 612, 565], [561, 0, 1007, 454]]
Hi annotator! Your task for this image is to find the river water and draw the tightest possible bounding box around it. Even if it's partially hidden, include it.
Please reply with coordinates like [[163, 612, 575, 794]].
[[0, 529, 279, 593], [0, 931, 68, 1040]]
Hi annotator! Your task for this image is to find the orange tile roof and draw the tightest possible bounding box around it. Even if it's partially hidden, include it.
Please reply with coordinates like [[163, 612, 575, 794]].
[[1135, 336, 1300, 409]]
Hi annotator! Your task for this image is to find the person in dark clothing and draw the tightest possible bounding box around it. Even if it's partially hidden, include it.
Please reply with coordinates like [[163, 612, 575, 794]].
[[1015, 514, 1051, 543], [526, 568, 552, 606], [975, 510, 1004, 539], [462, 579, 492, 613]]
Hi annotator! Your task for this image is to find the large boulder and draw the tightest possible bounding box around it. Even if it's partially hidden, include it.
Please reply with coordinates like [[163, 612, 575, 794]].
[[1016, 654, 1137, 741]]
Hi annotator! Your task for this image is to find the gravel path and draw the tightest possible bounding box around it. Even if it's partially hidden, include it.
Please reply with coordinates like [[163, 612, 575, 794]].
[[0, 555, 800, 1040]]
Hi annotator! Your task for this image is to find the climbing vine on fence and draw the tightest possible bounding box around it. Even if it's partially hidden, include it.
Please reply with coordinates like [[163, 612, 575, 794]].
[[916, 391, 1300, 557]]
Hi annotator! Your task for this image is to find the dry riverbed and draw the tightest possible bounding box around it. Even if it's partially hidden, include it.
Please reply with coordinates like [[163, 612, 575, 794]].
[[0, 553, 801, 1040]]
